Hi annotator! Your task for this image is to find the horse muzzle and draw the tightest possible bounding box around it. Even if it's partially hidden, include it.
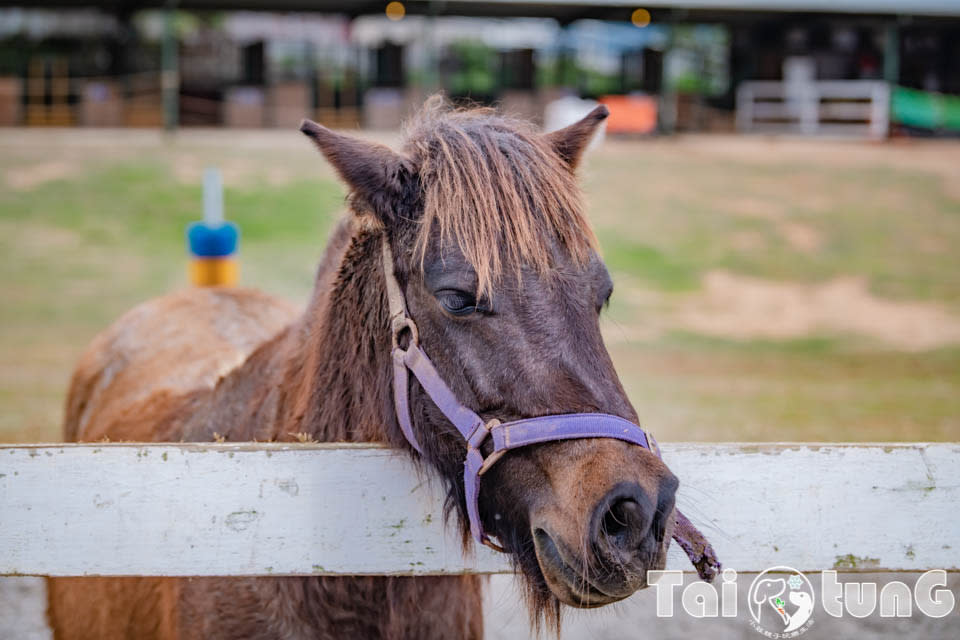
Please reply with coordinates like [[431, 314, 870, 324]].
[[530, 471, 678, 607]]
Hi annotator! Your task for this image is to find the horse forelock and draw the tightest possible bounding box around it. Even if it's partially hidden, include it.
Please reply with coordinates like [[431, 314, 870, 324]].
[[401, 97, 598, 298]]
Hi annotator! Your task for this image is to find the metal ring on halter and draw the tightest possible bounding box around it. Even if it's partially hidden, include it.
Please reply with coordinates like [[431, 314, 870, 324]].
[[477, 420, 506, 475], [478, 450, 508, 476], [481, 535, 507, 553], [391, 316, 419, 351]]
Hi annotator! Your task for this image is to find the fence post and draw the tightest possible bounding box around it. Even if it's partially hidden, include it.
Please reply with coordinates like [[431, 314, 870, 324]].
[[161, 0, 180, 132], [883, 22, 900, 86], [735, 82, 753, 132], [871, 82, 891, 139], [657, 22, 677, 135]]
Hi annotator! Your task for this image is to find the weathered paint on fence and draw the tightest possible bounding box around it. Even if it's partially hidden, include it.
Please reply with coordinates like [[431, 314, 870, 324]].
[[1, 443, 958, 576]]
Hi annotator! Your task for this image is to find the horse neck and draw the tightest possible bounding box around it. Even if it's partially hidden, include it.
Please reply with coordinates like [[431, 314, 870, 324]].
[[273, 228, 396, 443], [193, 224, 397, 445]]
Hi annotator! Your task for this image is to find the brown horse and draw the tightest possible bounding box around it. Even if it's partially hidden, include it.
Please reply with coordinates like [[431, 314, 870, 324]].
[[46, 98, 680, 639]]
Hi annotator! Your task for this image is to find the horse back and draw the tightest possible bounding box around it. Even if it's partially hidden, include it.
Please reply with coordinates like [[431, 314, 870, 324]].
[[64, 287, 297, 442]]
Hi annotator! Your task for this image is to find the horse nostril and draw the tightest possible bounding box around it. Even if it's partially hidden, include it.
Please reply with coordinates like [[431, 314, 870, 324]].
[[593, 483, 652, 554], [603, 498, 640, 538]]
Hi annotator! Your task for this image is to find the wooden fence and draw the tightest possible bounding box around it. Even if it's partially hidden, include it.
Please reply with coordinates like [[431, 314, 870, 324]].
[[736, 80, 890, 139], [1, 442, 958, 576]]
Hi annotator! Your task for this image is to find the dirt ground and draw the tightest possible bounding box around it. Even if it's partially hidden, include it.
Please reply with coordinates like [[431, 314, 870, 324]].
[[2, 129, 959, 443], [677, 270, 960, 350]]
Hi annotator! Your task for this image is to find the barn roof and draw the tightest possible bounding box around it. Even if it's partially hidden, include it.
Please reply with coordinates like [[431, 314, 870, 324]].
[[3, 0, 959, 20]]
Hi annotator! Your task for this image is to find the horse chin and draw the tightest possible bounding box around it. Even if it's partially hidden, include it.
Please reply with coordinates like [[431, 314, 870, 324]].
[[554, 581, 630, 609], [531, 527, 663, 609]]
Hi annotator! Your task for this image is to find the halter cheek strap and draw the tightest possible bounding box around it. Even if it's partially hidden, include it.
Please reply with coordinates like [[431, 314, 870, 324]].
[[381, 240, 720, 581]]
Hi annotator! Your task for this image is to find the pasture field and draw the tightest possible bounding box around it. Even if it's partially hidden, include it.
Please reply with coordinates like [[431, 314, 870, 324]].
[[1, 129, 958, 443]]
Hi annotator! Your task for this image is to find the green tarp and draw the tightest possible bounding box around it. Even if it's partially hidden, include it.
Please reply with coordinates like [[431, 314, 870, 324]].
[[892, 86, 960, 132]]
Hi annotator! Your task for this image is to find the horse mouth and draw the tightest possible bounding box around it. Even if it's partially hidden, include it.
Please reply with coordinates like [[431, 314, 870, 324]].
[[532, 528, 633, 608]]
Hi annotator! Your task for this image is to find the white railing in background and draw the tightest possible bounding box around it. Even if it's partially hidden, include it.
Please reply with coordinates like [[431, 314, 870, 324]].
[[737, 80, 890, 139], [1, 442, 957, 576]]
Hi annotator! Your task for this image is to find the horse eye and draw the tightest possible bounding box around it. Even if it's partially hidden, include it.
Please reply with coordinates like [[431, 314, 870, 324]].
[[598, 285, 613, 313], [436, 290, 477, 316]]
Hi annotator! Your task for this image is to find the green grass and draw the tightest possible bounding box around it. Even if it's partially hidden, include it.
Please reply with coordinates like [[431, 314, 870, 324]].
[[1, 163, 341, 329], [599, 235, 700, 291], [584, 147, 960, 306], [1, 132, 958, 442], [0, 152, 345, 441], [610, 333, 960, 442]]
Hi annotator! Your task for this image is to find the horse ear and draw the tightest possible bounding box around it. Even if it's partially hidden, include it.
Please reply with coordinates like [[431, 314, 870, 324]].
[[544, 105, 609, 170], [300, 119, 415, 225]]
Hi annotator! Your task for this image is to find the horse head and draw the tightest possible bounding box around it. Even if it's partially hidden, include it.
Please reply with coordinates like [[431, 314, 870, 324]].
[[301, 98, 682, 621]]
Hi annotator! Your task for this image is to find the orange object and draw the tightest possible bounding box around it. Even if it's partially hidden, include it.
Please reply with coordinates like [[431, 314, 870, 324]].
[[189, 257, 239, 286], [599, 95, 658, 134]]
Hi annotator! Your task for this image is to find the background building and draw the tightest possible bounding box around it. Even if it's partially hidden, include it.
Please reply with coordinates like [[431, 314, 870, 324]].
[[0, 2, 957, 134]]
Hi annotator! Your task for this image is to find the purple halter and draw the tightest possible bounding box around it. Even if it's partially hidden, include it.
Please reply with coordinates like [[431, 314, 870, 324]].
[[382, 240, 721, 581]]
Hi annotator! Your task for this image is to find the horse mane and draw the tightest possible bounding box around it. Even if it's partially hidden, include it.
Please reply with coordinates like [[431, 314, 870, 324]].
[[402, 97, 598, 297]]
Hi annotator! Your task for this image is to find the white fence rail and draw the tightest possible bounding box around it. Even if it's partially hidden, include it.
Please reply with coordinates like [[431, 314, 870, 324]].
[[736, 80, 890, 139], [1, 443, 958, 576]]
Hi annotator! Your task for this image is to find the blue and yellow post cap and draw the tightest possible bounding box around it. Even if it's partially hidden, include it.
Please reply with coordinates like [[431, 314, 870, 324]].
[[187, 168, 239, 286]]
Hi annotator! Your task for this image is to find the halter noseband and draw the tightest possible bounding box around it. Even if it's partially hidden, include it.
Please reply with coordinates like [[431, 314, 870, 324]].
[[382, 239, 720, 581]]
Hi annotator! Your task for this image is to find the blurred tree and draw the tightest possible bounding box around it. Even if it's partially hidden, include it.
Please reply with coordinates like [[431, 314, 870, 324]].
[[443, 41, 495, 100]]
